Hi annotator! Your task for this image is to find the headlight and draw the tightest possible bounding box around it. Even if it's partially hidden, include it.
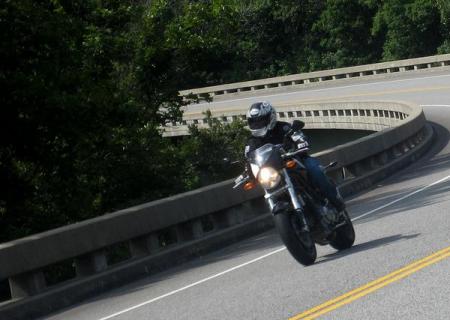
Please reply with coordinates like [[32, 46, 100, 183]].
[[258, 167, 281, 189]]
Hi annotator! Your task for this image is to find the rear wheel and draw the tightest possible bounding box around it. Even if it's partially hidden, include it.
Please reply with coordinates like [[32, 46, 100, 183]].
[[274, 212, 317, 266], [329, 210, 355, 250]]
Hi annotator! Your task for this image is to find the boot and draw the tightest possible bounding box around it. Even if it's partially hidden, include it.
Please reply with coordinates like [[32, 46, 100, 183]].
[[330, 193, 345, 212]]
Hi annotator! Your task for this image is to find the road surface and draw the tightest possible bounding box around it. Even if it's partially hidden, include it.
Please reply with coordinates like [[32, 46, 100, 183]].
[[44, 69, 450, 320]]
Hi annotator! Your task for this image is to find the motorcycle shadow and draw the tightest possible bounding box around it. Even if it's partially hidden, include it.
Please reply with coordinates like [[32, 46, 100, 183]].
[[315, 233, 420, 265]]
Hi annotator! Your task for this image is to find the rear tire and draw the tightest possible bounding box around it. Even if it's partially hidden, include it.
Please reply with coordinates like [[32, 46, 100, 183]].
[[274, 213, 317, 266], [329, 210, 355, 250]]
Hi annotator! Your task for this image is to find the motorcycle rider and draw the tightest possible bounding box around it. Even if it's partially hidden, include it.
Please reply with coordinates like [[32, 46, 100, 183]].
[[244, 101, 345, 216]]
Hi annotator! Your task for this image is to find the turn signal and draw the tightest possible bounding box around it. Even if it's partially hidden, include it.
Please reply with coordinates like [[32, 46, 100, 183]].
[[243, 181, 255, 191], [286, 160, 297, 169]]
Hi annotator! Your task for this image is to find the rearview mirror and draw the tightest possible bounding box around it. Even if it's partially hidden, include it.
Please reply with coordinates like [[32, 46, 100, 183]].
[[291, 120, 305, 131]]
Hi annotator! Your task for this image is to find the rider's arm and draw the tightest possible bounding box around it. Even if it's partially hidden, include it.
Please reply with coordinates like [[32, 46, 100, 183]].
[[290, 129, 310, 156], [244, 139, 258, 180]]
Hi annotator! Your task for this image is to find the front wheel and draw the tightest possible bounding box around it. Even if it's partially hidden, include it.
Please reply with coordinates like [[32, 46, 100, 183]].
[[273, 212, 317, 266], [329, 210, 355, 250]]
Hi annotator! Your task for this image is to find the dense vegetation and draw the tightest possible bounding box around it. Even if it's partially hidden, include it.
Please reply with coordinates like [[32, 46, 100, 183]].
[[1, 0, 450, 242]]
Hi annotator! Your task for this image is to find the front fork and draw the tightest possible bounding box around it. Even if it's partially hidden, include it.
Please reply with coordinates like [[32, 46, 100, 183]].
[[266, 169, 310, 232]]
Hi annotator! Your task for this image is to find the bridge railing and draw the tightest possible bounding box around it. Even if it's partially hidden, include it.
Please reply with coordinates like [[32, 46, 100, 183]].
[[165, 100, 414, 136], [179, 54, 450, 100], [0, 101, 433, 320]]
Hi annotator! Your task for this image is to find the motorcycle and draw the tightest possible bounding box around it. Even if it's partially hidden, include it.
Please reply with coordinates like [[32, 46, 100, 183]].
[[233, 120, 355, 266]]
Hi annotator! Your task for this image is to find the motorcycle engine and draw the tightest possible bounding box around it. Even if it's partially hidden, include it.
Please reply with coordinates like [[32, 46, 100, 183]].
[[318, 203, 339, 224]]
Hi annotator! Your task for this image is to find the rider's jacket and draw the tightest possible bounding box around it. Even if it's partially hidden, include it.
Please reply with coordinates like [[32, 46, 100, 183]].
[[244, 121, 309, 159]]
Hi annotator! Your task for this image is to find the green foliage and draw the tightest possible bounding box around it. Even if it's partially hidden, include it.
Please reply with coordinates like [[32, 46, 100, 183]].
[[373, 0, 442, 60], [226, 0, 323, 78], [179, 111, 249, 188], [142, 0, 238, 87], [2, 0, 450, 243], [437, 0, 450, 53], [308, 0, 382, 70], [0, 0, 185, 242]]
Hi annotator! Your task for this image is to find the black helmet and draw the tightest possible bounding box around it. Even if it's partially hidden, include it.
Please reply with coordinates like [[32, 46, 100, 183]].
[[246, 101, 277, 137]]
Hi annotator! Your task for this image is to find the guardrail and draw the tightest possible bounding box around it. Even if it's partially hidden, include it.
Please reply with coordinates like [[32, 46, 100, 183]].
[[179, 54, 450, 100], [165, 100, 412, 137], [0, 101, 433, 320]]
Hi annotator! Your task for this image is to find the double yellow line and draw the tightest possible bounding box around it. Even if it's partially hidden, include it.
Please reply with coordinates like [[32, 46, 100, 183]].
[[186, 85, 450, 117], [290, 246, 450, 319]]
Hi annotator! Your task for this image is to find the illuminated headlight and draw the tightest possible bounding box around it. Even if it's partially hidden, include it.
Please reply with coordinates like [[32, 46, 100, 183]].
[[258, 167, 281, 189]]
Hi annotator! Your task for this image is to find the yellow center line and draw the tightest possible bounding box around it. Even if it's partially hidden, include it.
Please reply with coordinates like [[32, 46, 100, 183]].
[[289, 246, 450, 320], [185, 85, 450, 116], [305, 85, 450, 102]]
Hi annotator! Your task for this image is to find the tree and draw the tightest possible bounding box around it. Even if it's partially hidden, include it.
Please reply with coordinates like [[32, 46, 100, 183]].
[[179, 111, 249, 188], [437, 0, 450, 53], [307, 0, 381, 70], [0, 0, 185, 242], [144, 0, 238, 88], [3, 0, 450, 243], [229, 0, 323, 78], [372, 0, 442, 60]]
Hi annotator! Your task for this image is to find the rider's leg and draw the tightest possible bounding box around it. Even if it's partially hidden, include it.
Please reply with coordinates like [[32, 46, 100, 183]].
[[302, 156, 345, 211]]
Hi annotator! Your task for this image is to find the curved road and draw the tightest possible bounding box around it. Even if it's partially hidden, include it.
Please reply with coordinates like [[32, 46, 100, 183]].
[[45, 69, 450, 320]]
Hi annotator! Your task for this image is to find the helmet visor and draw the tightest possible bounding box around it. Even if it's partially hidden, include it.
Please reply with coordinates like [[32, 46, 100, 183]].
[[248, 113, 271, 130]]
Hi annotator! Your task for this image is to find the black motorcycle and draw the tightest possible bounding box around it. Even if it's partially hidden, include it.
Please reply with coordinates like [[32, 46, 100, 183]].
[[233, 121, 355, 265]]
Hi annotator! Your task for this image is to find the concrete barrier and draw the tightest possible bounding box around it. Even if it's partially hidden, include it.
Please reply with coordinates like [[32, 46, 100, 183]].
[[167, 54, 449, 137], [165, 100, 414, 137], [0, 101, 433, 320], [179, 54, 450, 100]]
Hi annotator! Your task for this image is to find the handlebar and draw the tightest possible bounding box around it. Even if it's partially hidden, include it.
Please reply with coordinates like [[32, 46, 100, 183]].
[[233, 174, 249, 189], [281, 148, 307, 159]]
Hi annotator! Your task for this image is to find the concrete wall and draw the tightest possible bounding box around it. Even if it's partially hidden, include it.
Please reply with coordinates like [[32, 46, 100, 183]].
[[179, 54, 450, 100], [164, 54, 450, 137], [0, 101, 433, 320], [165, 101, 412, 137]]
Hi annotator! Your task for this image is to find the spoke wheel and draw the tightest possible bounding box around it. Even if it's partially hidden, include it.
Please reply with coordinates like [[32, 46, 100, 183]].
[[329, 210, 355, 250], [274, 212, 317, 266]]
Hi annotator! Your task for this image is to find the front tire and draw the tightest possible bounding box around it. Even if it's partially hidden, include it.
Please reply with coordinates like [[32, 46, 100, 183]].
[[329, 210, 355, 250], [274, 212, 317, 266]]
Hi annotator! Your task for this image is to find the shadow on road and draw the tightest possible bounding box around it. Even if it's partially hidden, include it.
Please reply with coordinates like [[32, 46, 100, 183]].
[[352, 182, 450, 225], [393, 121, 450, 180], [316, 233, 420, 265], [67, 230, 283, 304], [45, 120, 450, 318], [350, 121, 450, 200], [345, 121, 450, 224]]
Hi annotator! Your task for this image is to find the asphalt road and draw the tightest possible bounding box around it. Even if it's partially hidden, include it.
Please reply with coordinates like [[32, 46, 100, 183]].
[[44, 69, 450, 320]]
